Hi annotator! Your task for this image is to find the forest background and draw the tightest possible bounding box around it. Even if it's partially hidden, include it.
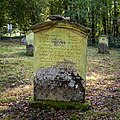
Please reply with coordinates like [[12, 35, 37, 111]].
[[0, 0, 120, 46]]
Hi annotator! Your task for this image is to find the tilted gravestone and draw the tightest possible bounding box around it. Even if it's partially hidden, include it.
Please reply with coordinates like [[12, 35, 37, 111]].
[[31, 17, 90, 103], [98, 35, 109, 53]]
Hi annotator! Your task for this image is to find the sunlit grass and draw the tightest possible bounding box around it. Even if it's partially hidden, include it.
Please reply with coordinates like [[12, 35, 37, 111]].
[[87, 46, 120, 80], [0, 85, 33, 102], [0, 42, 119, 119], [0, 42, 34, 112]]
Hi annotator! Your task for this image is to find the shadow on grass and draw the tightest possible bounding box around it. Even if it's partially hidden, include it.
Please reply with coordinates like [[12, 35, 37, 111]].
[[3, 52, 34, 58], [15, 51, 34, 57], [15, 51, 27, 57]]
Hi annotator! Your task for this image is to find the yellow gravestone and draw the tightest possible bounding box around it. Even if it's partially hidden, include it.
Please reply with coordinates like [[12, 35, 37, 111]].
[[26, 30, 34, 46], [26, 30, 34, 56], [31, 20, 90, 102]]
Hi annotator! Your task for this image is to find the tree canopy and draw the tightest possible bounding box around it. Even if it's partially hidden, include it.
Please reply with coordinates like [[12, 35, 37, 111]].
[[0, 0, 120, 46]]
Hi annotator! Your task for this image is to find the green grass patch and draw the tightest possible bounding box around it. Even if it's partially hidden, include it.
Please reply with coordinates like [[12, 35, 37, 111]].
[[70, 113, 80, 120], [0, 97, 16, 103], [29, 100, 90, 111]]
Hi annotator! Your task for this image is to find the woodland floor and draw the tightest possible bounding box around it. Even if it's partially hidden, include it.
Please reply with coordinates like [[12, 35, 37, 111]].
[[0, 41, 120, 120]]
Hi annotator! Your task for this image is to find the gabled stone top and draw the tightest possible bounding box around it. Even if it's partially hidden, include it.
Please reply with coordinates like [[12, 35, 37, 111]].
[[30, 15, 91, 36]]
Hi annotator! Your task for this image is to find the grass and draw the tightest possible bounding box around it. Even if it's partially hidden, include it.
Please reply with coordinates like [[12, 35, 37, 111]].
[[0, 41, 120, 119], [29, 100, 90, 111], [0, 41, 34, 112]]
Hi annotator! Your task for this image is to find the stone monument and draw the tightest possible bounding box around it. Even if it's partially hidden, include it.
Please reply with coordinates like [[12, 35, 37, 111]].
[[26, 30, 34, 56], [30, 15, 90, 103], [98, 35, 109, 53]]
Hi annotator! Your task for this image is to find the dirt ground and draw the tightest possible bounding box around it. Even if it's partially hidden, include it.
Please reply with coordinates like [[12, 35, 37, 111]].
[[0, 42, 120, 120]]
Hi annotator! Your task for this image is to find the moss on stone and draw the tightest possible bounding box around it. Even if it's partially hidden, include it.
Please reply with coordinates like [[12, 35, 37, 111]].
[[29, 100, 90, 111]]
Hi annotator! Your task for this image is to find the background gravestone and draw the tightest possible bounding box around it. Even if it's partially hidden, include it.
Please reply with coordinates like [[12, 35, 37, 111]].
[[21, 37, 27, 45], [26, 30, 34, 56], [31, 18, 90, 102], [98, 35, 109, 53]]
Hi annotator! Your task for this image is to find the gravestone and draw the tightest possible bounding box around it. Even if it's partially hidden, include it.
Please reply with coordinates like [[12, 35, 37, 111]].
[[26, 44, 34, 56], [98, 35, 109, 53], [21, 37, 27, 45], [31, 16, 90, 102], [26, 31, 34, 56]]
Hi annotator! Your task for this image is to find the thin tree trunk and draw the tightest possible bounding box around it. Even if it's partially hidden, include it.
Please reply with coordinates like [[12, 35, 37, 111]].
[[91, 0, 95, 45], [113, 0, 119, 42]]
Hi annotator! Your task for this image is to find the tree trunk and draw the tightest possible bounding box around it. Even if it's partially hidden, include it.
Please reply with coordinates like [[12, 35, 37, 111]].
[[91, 7, 95, 45], [113, 0, 119, 42]]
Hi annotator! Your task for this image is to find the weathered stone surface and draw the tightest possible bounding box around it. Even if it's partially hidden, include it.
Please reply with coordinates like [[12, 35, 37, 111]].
[[98, 43, 109, 53], [26, 44, 34, 56], [26, 31, 34, 46], [21, 37, 27, 45], [34, 61, 85, 102], [31, 20, 90, 103], [98, 35, 109, 53]]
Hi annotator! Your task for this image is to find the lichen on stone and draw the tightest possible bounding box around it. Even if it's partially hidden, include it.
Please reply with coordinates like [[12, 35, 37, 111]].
[[34, 60, 85, 102]]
